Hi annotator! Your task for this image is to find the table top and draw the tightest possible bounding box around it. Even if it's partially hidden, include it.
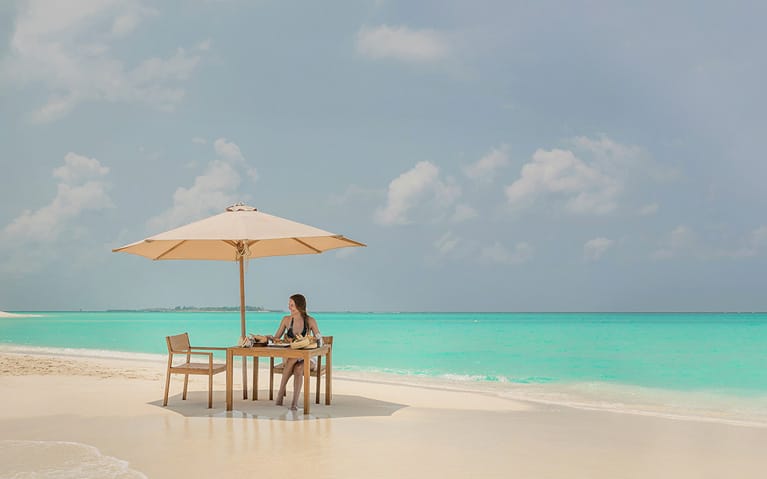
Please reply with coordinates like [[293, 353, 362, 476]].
[[227, 344, 330, 358]]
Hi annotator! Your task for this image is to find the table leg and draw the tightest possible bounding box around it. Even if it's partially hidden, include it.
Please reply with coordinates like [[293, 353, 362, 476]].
[[226, 349, 233, 411], [269, 357, 275, 400], [315, 355, 322, 404], [242, 356, 248, 400], [303, 355, 311, 415]]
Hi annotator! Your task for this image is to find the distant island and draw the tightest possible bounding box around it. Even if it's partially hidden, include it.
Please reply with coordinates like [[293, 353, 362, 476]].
[[106, 306, 280, 313]]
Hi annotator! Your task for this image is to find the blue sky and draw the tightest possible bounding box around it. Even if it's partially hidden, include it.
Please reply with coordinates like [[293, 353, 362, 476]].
[[1, 0, 765, 312]]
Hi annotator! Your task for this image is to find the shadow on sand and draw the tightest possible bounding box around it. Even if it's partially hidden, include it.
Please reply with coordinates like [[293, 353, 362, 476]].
[[150, 388, 406, 421]]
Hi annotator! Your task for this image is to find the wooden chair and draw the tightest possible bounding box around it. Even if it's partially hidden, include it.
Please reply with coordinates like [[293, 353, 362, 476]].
[[163, 333, 227, 408], [268, 336, 333, 405]]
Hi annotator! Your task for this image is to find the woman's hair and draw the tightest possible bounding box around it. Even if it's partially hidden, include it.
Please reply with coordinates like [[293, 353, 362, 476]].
[[290, 293, 308, 321]]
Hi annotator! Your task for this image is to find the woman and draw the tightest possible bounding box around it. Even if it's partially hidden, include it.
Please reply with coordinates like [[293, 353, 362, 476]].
[[269, 293, 321, 410]]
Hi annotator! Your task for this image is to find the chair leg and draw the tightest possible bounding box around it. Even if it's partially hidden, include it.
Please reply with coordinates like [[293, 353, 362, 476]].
[[269, 358, 274, 400], [183, 374, 189, 400], [208, 373, 213, 408], [163, 370, 171, 406]]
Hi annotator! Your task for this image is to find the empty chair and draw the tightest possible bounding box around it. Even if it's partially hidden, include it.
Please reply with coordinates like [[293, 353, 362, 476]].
[[268, 336, 333, 405], [163, 333, 227, 408]]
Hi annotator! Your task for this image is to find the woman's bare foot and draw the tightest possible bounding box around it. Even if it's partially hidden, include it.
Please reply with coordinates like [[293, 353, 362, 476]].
[[275, 387, 286, 406], [289, 404, 298, 411]]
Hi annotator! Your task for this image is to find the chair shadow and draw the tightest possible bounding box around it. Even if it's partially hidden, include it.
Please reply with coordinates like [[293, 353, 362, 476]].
[[149, 388, 407, 421]]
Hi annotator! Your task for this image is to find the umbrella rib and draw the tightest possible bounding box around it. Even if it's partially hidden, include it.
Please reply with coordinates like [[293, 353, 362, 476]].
[[153, 240, 187, 260], [334, 235, 367, 247], [292, 238, 322, 254]]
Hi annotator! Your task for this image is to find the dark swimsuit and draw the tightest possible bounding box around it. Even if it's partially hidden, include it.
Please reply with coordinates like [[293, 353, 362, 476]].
[[286, 316, 308, 339], [285, 316, 316, 368]]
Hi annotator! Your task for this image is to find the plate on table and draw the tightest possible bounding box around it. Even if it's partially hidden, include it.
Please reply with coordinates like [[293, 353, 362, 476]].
[[269, 343, 290, 347]]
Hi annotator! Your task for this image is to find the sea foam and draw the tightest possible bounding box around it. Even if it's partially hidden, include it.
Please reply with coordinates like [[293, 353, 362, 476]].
[[0, 440, 147, 479]]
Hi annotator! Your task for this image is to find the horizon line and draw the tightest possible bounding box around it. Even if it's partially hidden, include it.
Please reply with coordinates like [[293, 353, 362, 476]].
[[5, 309, 767, 315]]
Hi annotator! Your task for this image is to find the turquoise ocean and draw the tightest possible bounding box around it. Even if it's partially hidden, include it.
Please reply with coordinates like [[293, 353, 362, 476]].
[[2, 311, 766, 425]]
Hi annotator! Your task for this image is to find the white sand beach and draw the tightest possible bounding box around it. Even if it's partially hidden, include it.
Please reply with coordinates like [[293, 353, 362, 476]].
[[1, 353, 766, 478], [0, 311, 41, 318]]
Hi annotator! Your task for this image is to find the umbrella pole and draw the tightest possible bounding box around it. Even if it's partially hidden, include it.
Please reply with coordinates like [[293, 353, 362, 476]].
[[240, 256, 248, 400]]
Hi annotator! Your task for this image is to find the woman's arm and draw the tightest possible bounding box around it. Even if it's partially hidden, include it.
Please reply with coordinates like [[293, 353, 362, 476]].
[[271, 316, 289, 339], [308, 316, 321, 337]]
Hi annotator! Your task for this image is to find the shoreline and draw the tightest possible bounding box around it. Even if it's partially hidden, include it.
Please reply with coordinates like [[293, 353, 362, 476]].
[[2, 351, 767, 478], [2, 347, 766, 429]]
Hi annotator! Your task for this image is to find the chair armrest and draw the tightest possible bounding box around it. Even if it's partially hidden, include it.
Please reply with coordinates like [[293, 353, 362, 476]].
[[185, 351, 214, 358], [189, 346, 229, 351]]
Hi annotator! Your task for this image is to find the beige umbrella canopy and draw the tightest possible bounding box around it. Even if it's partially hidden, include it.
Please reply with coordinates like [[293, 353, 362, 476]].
[[113, 203, 366, 338]]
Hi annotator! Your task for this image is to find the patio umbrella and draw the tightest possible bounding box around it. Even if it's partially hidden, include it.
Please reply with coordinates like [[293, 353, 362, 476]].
[[113, 203, 365, 393]]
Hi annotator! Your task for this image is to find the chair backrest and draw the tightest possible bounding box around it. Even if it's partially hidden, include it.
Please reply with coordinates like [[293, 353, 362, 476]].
[[323, 335, 333, 346], [166, 333, 191, 353]]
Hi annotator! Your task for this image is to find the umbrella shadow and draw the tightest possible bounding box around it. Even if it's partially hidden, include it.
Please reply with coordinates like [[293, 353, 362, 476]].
[[150, 388, 406, 421]]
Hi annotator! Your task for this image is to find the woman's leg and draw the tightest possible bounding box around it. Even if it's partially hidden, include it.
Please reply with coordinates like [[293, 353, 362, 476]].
[[276, 358, 297, 406], [289, 361, 304, 411]]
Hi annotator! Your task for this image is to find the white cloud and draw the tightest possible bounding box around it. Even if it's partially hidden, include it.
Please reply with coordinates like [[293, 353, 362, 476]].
[[505, 148, 621, 215], [584, 237, 614, 262], [639, 203, 659, 216], [52, 152, 110, 183], [376, 162, 438, 225], [480, 241, 533, 265], [2, 152, 112, 242], [111, 10, 150, 37], [197, 39, 212, 52], [570, 135, 676, 183], [376, 161, 460, 225], [669, 225, 696, 250], [464, 146, 509, 182], [450, 204, 478, 223], [504, 135, 672, 216], [214, 138, 244, 162], [654, 225, 767, 261], [652, 225, 702, 260], [192, 137, 207, 145], [147, 139, 256, 230], [435, 231, 461, 256], [725, 225, 767, 259], [214, 137, 257, 181], [356, 25, 449, 63], [571, 135, 642, 167], [4, 0, 204, 123], [329, 184, 384, 206]]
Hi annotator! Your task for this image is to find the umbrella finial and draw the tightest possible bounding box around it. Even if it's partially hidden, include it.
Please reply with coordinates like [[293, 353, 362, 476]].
[[226, 203, 257, 212]]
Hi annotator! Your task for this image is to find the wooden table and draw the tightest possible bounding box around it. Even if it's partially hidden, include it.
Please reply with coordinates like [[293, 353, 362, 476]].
[[226, 344, 331, 415]]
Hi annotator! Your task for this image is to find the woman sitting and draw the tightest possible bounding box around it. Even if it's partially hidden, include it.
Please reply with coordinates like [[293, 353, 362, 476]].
[[269, 293, 321, 410]]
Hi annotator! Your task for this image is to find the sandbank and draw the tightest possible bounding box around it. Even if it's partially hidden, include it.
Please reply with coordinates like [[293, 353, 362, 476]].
[[0, 311, 42, 318], [1, 352, 766, 478]]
